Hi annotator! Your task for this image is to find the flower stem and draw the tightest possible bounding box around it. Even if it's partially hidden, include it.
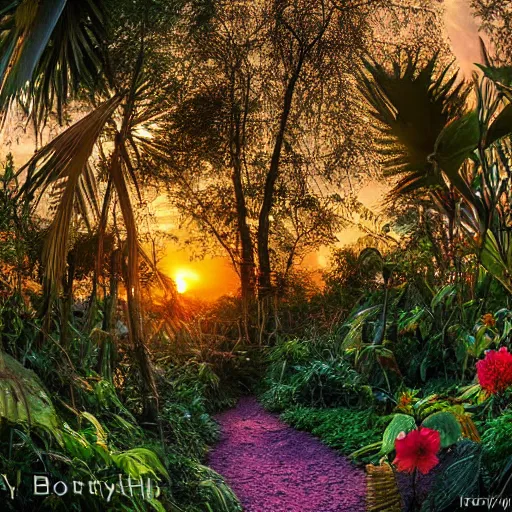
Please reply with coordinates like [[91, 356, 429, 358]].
[[410, 468, 418, 512]]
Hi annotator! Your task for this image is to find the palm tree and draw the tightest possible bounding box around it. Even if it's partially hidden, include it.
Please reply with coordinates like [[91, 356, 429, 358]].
[[1, 0, 181, 422]]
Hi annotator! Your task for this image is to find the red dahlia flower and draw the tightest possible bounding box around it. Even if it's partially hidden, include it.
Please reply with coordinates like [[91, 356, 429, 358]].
[[476, 347, 512, 395], [393, 427, 441, 475]]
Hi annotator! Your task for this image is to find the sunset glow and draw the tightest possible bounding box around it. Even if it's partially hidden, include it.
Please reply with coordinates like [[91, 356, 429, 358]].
[[174, 269, 200, 294]]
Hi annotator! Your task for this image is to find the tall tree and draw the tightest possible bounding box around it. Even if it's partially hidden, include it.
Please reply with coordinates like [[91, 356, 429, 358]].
[[160, 0, 376, 306]]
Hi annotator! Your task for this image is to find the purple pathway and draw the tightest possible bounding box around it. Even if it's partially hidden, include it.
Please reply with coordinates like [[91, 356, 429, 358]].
[[208, 397, 366, 512]]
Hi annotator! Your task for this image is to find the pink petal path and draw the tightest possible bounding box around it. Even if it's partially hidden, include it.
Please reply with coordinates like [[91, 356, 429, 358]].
[[208, 397, 366, 512]]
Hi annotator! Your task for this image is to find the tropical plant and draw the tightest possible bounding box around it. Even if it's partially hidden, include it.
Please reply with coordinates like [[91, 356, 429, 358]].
[[281, 406, 390, 463], [358, 48, 512, 300], [358, 51, 469, 197], [261, 335, 373, 411], [1, 0, 189, 422], [0, 0, 107, 121]]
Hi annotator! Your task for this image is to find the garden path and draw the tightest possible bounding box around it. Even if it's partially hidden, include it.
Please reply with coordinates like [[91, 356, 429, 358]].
[[208, 397, 366, 512]]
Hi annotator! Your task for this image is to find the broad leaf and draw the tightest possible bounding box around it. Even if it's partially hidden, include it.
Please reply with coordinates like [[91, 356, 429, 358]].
[[480, 231, 512, 294], [431, 284, 456, 309], [422, 411, 461, 448], [112, 448, 169, 480], [0, 352, 62, 443], [421, 440, 482, 512], [486, 103, 512, 147], [380, 414, 416, 455]]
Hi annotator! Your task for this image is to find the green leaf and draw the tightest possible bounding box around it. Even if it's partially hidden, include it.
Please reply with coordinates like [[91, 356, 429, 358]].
[[0, 352, 62, 444], [422, 411, 462, 448], [380, 414, 416, 455], [471, 324, 493, 358], [487, 103, 512, 147], [431, 284, 456, 309], [81, 411, 108, 451], [112, 448, 169, 480], [480, 231, 512, 294], [421, 440, 482, 512], [435, 111, 479, 178], [341, 306, 379, 350]]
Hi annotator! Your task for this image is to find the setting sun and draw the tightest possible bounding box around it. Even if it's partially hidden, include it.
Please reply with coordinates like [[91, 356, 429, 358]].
[[174, 269, 200, 294]]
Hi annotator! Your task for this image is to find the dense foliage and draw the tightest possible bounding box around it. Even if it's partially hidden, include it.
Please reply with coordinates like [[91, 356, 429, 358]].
[[1, 1, 512, 511]]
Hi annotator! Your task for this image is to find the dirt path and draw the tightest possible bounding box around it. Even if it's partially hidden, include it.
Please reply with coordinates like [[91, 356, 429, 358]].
[[208, 397, 366, 512]]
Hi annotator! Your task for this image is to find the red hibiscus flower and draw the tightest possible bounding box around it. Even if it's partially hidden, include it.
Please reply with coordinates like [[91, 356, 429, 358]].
[[393, 427, 441, 475], [476, 347, 512, 395]]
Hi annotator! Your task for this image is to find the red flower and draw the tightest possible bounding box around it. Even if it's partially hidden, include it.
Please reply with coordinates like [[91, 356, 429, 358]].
[[476, 347, 512, 395], [393, 427, 441, 475]]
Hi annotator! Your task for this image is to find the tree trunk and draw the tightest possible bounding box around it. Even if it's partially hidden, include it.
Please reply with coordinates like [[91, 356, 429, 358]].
[[257, 52, 305, 297], [110, 143, 159, 423], [97, 248, 121, 381], [230, 105, 256, 304], [228, 71, 256, 341], [60, 251, 75, 348]]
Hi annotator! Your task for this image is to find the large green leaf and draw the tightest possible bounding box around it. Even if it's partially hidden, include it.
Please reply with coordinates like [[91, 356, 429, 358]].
[[486, 103, 512, 147], [421, 440, 482, 512], [434, 111, 479, 201], [480, 231, 512, 294], [112, 448, 169, 480], [380, 414, 416, 455], [431, 284, 456, 309], [341, 306, 379, 350], [422, 411, 461, 449], [0, 352, 62, 443]]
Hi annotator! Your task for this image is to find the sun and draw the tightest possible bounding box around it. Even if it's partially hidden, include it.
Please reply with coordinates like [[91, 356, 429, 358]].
[[174, 269, 199, 294], [175, 275, 188, 294]]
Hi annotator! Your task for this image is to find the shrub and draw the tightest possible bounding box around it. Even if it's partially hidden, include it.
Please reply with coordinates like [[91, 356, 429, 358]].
[[261, 336, 373, 411], [280, 406, 390, 462], [481, 411, 512, 475]]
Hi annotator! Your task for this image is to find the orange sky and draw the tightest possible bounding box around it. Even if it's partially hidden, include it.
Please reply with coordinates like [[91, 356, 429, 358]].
[[443, 0, 486, 77], [160, 250, 240, 300], [0, 1, 489, 300]]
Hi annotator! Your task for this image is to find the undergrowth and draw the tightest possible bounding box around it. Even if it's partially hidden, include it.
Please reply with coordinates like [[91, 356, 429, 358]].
[[280, 407, 390, 463]]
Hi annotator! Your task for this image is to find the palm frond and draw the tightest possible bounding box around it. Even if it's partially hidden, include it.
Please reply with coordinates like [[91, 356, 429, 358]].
[[358, 52, 469, 197], [19, 94, 122, 293], [0, 0, 107, 122], [30, 0, 107, 125], [0, 0, 67, 108]]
